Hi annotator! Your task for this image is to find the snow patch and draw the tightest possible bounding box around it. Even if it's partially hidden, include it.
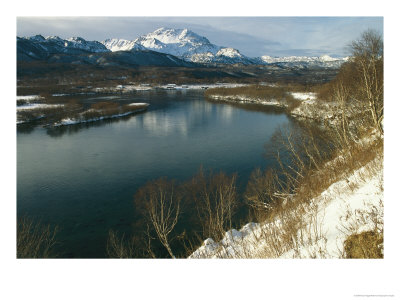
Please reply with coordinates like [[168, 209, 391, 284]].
[[17, 103, 64, 110], [17, 95, 42, 102], [290, 92, 317, 101]]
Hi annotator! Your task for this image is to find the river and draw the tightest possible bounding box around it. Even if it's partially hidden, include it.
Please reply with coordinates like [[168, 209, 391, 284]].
[[17, 89, 300, 257]]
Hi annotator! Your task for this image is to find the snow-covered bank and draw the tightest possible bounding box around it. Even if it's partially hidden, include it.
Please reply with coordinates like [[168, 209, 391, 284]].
[[189, 154, 383, 259], [16, 95, 43, 102], [92, 83, 251, 93], [53, 103, 149, 126], [206, 91, 343, 124], [207, 94, 287, 108], [17, 103, 65, 124], [17, 103, 64, 110]]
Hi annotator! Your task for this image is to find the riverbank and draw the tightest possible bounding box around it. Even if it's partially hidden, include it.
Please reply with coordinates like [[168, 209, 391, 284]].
[[205, 86, 344, 125], [190, 131, 383, 258], [189, 83, 384, 259], [17, 95, 149, 126], [53, 103, 149, 126]]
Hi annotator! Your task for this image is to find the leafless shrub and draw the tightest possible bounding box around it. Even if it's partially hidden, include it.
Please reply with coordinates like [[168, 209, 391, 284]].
[[17, 217, 58, 258], [106, 229, 136, 258], [245, 168, 281, 222]]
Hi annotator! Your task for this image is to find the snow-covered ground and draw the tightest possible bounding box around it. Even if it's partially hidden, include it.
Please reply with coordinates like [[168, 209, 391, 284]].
[[52, 93, 70, 97], [16, 95, 43, 102], [17, 103, 64, 110], [290, 92, 317, 101], [127, 102, 150, 107], [189, 154, 383, 259]]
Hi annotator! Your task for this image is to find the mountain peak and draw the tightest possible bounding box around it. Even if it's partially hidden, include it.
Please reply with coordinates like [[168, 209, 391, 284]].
[[101, 28, 258, 64], [217, 48, 242, 58], [28, 34, 45, 42], [46, 35, 63, 41], [67, 37, 86, 43]]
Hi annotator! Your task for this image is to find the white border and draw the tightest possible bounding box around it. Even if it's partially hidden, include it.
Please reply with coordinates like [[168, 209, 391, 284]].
[[3, 1, 399, 299]]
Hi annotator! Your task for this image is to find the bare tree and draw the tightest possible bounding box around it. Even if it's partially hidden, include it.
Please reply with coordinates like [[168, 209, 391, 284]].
[[135, 178, 181, 258], [335, 80, 349, 140], [189, 170, 237, 241], [350, 29, 384, 134]]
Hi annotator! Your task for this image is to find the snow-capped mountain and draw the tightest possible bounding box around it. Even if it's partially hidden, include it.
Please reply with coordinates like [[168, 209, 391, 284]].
[[17, 30, 348, 68], [18, 35, 109, 60], [30, 35, 108, 53], [101, 27, 255, 65], [17, 35, 195, 67], [133, 28, 220, 57], [261, 55, 348, 68], [102, 38, 146, 52], [64, 37, 109, 53]]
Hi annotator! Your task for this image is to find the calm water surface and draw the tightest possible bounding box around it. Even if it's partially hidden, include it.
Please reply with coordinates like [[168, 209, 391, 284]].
[[17, 90, 298, 257]]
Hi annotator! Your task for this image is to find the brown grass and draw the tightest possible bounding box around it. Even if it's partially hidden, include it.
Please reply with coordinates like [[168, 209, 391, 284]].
[[344, 230, 383, 258]]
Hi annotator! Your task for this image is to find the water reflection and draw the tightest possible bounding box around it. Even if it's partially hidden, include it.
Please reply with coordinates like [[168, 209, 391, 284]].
[[205, 98, 286, 115], [38, 97, 262, 139], [216, 104, 235, 123], [16, 123, 36, 134], [44, 111, 147, 138], [128, 99, 237, 137]]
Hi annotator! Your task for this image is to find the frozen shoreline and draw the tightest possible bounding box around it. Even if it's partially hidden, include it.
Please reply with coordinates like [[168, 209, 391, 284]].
[[17, 103, 64, 110], [53, 104, 149, 126], [206, 91, 342, 124]]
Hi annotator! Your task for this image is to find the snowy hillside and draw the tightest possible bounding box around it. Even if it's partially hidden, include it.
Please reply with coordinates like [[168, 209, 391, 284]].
[[105, 28, 220, 57], [64, 37, 110, 53], [17, 35, 109, 61], [190, 153, 383, 259], [28, 35, 108, 53], [101, 38, 146, 52]]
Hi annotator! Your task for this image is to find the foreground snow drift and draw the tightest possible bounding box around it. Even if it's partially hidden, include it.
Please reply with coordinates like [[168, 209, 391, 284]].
[[190, 155, 383, 259]]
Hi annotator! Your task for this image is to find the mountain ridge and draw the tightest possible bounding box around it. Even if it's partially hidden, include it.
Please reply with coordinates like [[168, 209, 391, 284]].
[[18, 28, 348, 68]]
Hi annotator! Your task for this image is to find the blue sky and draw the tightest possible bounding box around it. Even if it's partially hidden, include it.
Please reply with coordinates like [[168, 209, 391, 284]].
[[17, 16, 383, 58]]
